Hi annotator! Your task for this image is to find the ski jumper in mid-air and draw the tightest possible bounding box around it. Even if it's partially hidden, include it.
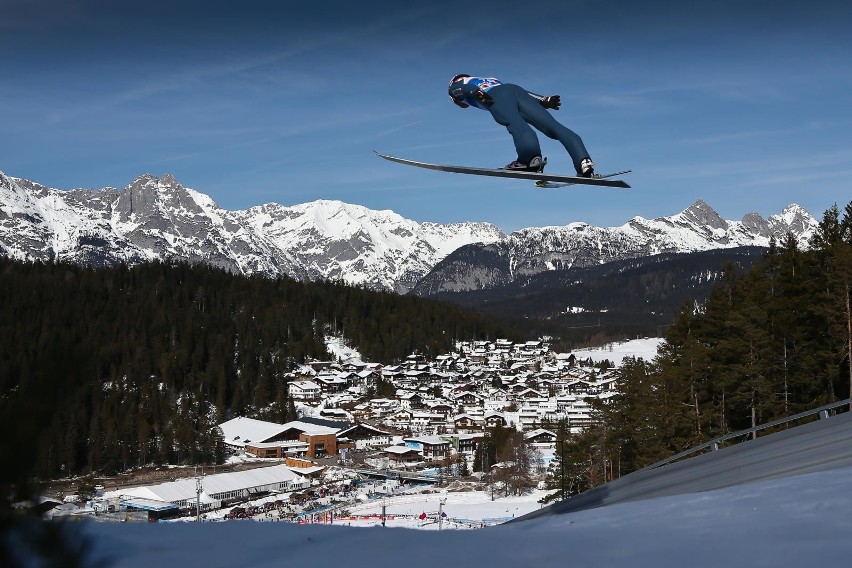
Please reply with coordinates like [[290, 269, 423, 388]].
[[447, 74, 595, 177]]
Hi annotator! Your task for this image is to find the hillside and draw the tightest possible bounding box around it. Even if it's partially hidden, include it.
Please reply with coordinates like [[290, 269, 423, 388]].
[[0, 259, 516, 479], [426, 247, 768, 346]]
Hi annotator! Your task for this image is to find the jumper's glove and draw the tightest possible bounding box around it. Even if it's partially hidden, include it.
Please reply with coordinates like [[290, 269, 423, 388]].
[[453, 99, 470, 109], [541, 95, 561, 110], [475, 89, 494, 107]]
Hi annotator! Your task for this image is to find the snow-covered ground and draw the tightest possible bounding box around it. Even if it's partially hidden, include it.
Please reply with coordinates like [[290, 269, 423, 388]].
[[82, 465, 852, 567], [325, 335, 364, 363], [569, 337, 664, 366], [341, 488, 548, 529]]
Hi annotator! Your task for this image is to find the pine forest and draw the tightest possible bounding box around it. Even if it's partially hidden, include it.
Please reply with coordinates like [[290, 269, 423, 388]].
[[551, 202, 852, 496], [0, 260, 516, 481]]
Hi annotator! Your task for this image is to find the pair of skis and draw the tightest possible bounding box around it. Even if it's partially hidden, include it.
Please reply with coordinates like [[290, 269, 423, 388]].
[[373, 151, 631, 189]]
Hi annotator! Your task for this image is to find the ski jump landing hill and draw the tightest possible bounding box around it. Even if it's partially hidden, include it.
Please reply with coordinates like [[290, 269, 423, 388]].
[[515, 400, 852, 522]]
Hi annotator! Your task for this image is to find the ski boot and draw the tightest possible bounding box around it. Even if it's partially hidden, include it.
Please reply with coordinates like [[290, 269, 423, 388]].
[[503, 156, 546, 173]]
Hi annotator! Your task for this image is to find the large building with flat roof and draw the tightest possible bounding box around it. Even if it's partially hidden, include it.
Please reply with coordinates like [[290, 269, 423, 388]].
[[112, 464, 310, 513]]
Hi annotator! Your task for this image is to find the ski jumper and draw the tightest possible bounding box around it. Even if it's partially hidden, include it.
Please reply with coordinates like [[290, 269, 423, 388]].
[[448, 76, 591, 174]]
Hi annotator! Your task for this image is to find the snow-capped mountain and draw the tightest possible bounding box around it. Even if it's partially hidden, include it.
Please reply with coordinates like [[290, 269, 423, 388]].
[[0, 171, 505, 293], [411, 199, 818, 295], [0, 170, 819, 295]]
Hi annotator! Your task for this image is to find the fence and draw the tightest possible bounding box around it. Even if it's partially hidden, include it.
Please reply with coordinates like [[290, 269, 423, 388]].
[[644, 398, 850, 471]]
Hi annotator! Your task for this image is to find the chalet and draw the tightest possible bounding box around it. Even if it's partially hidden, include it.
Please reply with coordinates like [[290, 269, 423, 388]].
[[384, 445, 421, 464], [524, 428, 557, 448], [404, 436, 451, 461], [399, 392, 425, 410], [518, 340, 544, 355], [452, 391, 482, 406], [452, 413, 480, 433], [426, 402, 454, 418], [340, 361, 368, 373], [517, 410, 540, 429], [595, 376, 620, 393], [411, 412, 446, 433], [435, 354, 458, 370], [336, 423, 393, 450], [288, 380, 321, 401], [314, 373, 350, 394], [441, 432, 483, 455], [383, 409, 413, 429], [368, 398, 399, 418], [516, 388, 546, 400], [484, 411, 507, 428], [318, 408, 353, 422]]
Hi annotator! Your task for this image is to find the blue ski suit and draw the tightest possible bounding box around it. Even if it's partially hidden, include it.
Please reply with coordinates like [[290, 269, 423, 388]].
[[448, 76, 591, 174]]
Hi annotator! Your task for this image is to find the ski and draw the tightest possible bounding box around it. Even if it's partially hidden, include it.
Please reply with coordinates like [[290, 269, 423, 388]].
[[374, 151, 631, 188]]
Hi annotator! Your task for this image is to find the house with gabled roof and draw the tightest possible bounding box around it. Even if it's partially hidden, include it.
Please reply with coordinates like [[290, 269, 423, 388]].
[[336, 423, 393, 449], [288, 380, 322, 401], [452, 413, 480, 433], [426, 401, 454, 419], [399, 392, 425, 410], [384, 445, 421, 464], [383, 409, 413, 430], [524, 428, 557, 448], [484, 411, 507, 428]]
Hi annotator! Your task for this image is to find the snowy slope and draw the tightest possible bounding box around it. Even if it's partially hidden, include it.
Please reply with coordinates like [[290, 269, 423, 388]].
[[79, 465, 852, 567], [568, 337, 665, 366]]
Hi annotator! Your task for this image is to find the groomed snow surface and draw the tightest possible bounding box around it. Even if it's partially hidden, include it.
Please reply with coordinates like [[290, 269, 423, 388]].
[[570, 337, 664, 365], [85, 465, 852, 567]]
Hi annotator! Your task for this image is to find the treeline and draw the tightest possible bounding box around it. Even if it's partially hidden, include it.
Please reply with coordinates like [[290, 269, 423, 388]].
[[0, 259, 516, 483], [551, 202, 852, 498]]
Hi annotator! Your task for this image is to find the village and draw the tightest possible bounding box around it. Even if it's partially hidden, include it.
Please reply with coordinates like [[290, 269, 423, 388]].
[[45, 339, 626, 524]]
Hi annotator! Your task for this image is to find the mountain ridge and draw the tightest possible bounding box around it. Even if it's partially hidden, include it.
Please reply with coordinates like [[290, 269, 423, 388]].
[[1, 171, 818, 294], [411, 199, 817, 296], [0, 171, 505, 293]]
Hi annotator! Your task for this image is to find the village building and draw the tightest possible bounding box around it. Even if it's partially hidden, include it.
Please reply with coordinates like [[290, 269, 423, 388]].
[[288, 380, 322, 401], [114, 464, 310, 516], [403, 436, 451, 461], [219, 417, 343, 458], [524, 428, 557, 449], [452, 413, 480, 433], [384, 445, 422, 465], [336, 423, 393, 449]]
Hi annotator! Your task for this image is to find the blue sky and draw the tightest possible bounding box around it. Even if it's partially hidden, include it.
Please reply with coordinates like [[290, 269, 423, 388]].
[[1, 0, 851, 231]]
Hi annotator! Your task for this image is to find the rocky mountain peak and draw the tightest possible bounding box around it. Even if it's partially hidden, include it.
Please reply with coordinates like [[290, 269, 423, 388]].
[[740, 212, 770, 237], [678, 199, 727, 230], [0, 172, 505, 292]]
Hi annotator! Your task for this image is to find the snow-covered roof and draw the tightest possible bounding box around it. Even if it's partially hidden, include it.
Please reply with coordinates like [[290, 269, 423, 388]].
[[116, 465, 302, 504], [219, 417, 292, 446], [405, 436, 451, 446], [385, 445, 420, 455], [219, 417, 339, 447], [524, 428, 556, 440]]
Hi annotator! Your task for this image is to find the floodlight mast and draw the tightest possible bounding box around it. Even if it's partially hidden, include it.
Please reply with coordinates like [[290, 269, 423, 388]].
[[196, 476, 203, 522]]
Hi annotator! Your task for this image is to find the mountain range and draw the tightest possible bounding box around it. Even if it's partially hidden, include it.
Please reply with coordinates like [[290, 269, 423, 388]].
[[0, 171, 503, 293], [411, 199, 817, 295], [0, 171, 818, 295]]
